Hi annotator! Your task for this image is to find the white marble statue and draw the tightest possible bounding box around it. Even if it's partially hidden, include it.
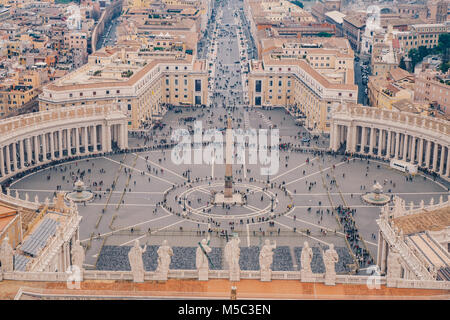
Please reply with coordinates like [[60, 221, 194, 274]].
[[196, 238, 212, 281], [128, 240, 147, 283], [34, 195, 39, 203], [259, 240, 276, 273], [259, 239, 276, 281], [323, 244, 339, 285], [0, 236, 14, 272], [224, 236, 240, 281], [155, 240, 173, 280], [224, 236, 240, 272], [71, 240, 85, 271], [301, 241, 313, 274]]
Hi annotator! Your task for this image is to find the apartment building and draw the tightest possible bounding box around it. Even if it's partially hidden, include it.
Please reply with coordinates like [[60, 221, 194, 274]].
[[39, 47, 208, 129], [415, 69, 450, 116], [248, 37, 357, 133]]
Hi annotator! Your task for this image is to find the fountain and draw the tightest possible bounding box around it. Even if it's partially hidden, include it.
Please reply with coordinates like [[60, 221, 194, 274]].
[[361, 181, 391, 205], [65, 180, 94, 203]]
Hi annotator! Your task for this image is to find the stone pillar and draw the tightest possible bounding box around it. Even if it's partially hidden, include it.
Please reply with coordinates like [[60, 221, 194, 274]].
[[330, 124, 338, 151], [123, 124, 128, 149], [345, 124, 352, 153], [446, 148, 450, 178], [439, 145, 445, 175], [12, 142, 17, 172], [42, 133, 47, 162], [361, 127, 366, 154], [394, 132, 400, 159], [432, 142, 438, 171], [377, 129, 383, 157], [67, 129, 71, 156], [34, 135, 39, 163], [101, 125, 107, 152], [106, 125, 112, 152], [369, 128, 375, 155], [58, 130, 63, 159], [92, 125, 98, 152], [418, 138, 424, 166], [402, 134, 408, 161], [26, 138, 32, 165], [50, 131, 55, 160], [386, 130, 391, 159], [75, 128, 80, 155], [19, 140, 24, 169], [83, 126, 89, 154], [425, 140, 431, 168], [410, 136, 416, 164], [0, 147, 5, 177], [5, 144, 10, 174]]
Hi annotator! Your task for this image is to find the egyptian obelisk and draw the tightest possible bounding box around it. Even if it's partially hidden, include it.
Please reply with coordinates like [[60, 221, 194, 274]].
[[224, 115, 233, 198]]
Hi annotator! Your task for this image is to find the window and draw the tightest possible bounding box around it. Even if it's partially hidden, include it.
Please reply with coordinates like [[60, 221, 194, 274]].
[[255, 96, 261, 105], [195, 95, 201, 105], [106, 90, 110, 94], [195, 79, 201, 92], [116, 90, 120, 94], [80, 92, 83, 97], [93, 91, 96, 96], [166, 79, 169, 85], [278, 81, 282, 86], [128, 104, 131, 110], [255, 80, 262, 93]]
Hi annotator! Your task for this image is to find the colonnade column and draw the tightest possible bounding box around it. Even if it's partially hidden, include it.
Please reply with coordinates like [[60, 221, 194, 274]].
[[42, 133, 47, 162], [411, 136, 416, 164], [439, 145, 445, 175], [19, 140, 24, 169], [0, 147, 4, 177], [402, 134, 408, 161], [58, 130, 63, 159], [122, 124, 128, 149], [50, 132, 55, 160], [394, 132, 400, 159], [12, 142, 17, 172], [418, 138, 424, 166], [432, 142, 438, 171], [92, 125, 97, 152], [5, 144, 10, 173], [67, 128, 71, 156], [377, 129, 383, 157], [369, 128, 375, 155], [26, 138, 31, 165], [75, 128, 80, 154], [425, 141, 431, 168], [386, 130, 391, 159], [361, 127, 367, 153], [83, 126, 88, 154], [446, 148, 450, 178], [34, 135, 39, 164]]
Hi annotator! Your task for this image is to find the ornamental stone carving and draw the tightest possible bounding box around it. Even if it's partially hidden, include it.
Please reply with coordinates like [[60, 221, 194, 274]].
[[300, 241, 314, 282], [259, 239, 276, 281], [128, 240, 147, 283], [196, 238, 212, 281], [155, 240, 173, 281], [224, 236, 241, 281], [323, 244, 339, 285]]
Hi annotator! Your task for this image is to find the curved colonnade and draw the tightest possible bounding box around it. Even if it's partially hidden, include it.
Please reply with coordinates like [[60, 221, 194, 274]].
[[330, 104, 450, 182], [0, 104, 128, 183]]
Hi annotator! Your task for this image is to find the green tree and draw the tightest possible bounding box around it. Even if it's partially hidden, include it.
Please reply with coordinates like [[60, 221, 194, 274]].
[[290, 1, 304, 8], [399, 56, 407, 71]]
